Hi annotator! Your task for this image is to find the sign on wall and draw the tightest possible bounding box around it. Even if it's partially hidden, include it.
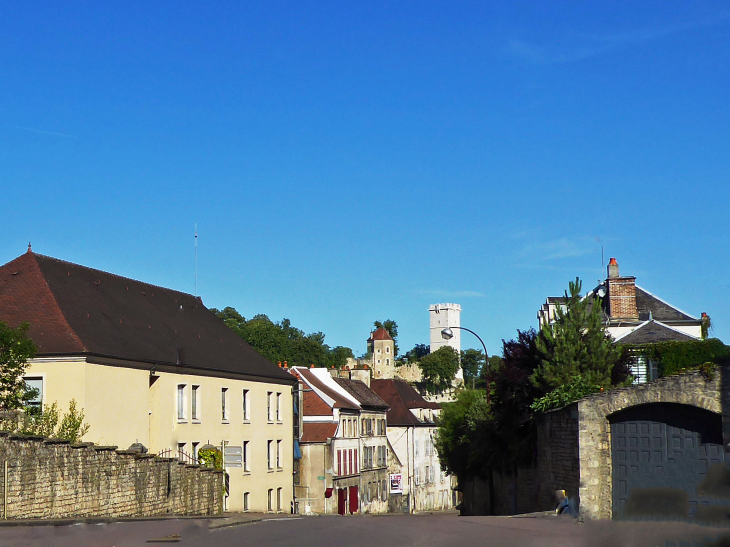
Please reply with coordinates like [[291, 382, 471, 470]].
[[389, 473, 403, 494]]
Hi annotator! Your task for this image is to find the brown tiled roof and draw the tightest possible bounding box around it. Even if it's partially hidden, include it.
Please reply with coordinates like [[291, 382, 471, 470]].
[[301, 422, 338, 443], [302, 387, 333, 416], [0, 252, 295, 384], [296, 368, 359, 410], [333, 378, 389, 410], [370, 379, 439, 426], [368, 327, 392, 341]]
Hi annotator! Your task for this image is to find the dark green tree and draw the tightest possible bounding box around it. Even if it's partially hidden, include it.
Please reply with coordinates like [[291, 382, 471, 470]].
[[532, 278, 622, 390], [211, 307, 353, 369], [373, 320, 399, 356], [419, 346, 460, 394], [403, 343, 430, 363], [0, 321, 37, 411], [461, 348, 485, 387]]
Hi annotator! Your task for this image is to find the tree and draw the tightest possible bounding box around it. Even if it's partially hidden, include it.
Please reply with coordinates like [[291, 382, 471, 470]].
[[403, 343, 430, 363], [419, 346, 459, 394], [0, 321, 37, 411], [211, 307, 354, 369], [373, 320, 399, 356], [461, 348, 485, 387], [532, 278, 622, 391]]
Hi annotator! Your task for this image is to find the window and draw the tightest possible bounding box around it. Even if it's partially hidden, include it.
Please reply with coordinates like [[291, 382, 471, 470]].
[[243, 441, 250, 472], [277, 487, 283, 512], [24, 377, 43, 412], [192, 442, 200, 462], [425, 465, 430, 484], [267, 392, 273, 421], [337, 450, 342, 476], [178, 442, 186, 458], [191, 385, 199, 420], [177, 384, 186, 420], [385, 346, 390, 354], [276, 392, 282, 422], [415, 467, 420, 486], [242, 389, 250, 421], [268, 489, 274, 512], [276, 440, 282, 468], [415, 440, 419, 458], [267, 440, 273, 469], [243, 492, 250, 512], [221, 388, 229, 421], [348, 449, 353, 475], [430, 466, 436, 483], [354, 448, 358, 474]]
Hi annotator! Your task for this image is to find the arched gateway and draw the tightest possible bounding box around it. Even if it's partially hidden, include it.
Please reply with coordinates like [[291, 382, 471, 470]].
[[609, 403, 724, 519], [573, 370, 725, 519]]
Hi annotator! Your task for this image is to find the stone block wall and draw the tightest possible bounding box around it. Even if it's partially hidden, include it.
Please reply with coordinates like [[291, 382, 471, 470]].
[[0, 433, 223, 519]]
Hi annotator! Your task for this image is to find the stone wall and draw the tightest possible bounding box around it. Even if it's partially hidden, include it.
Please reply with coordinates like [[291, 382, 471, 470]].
[[576, 369, 721, 520], [0, 433, 223, 519], [459, 369, 723, 519]]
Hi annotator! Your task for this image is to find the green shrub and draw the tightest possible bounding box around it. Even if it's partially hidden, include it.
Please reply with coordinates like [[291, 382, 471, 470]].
[[530, 375, 602, 412]]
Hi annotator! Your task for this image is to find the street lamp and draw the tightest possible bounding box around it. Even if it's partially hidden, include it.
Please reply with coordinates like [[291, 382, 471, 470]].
[[441, 326, 490, 399]]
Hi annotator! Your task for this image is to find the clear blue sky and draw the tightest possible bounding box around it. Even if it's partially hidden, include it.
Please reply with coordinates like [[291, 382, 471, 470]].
[[2, 2, 729, 357]]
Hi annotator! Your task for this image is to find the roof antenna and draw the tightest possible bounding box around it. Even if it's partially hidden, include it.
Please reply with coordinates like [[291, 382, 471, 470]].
[[194, 224, 198, 296], [27, 242, 32, 253]]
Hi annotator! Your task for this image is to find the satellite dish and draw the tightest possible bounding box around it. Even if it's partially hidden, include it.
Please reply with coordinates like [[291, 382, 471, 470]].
[[596, 285, 607, 298]]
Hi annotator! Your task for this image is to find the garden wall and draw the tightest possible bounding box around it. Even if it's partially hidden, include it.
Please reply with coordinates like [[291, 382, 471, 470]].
[[0, 432, 223, 519]]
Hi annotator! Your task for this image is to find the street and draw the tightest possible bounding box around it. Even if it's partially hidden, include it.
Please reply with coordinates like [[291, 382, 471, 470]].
[[1, 513, 730, 547]]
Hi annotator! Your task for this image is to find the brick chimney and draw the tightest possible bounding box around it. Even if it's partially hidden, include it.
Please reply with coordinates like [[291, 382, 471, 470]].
[[606, 258, 639, 320]]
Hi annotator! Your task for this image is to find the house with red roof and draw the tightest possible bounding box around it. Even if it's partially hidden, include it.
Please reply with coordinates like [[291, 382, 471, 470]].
[[370, 379, 456, 513], [0, 249, 297, 514], [292, 366, 389, 515]]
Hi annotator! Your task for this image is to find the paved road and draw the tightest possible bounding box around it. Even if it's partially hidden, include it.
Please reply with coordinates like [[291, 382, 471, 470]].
[[1, 513, 729, 547]]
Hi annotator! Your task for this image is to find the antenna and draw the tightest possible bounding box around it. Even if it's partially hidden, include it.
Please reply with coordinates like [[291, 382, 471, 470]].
[[194, 224, 198, 296]]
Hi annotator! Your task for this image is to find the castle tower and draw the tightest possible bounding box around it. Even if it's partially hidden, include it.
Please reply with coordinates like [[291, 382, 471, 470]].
[[368, 327, 395, 379], [429, 303, 463, 382]]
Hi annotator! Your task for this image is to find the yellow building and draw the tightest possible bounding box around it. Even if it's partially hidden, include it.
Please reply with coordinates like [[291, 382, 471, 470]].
[[0, 250, 297, 514]]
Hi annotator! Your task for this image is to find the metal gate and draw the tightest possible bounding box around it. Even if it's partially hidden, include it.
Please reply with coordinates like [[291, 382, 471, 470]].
[[610, 403, 725, 519]]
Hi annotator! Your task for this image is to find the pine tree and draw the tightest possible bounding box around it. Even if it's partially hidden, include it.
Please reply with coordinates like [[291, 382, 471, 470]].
[[532, 277, 621, 390]]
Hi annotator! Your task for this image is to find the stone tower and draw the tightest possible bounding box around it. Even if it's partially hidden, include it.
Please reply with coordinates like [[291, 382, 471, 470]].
[[429, 303, 463, 382], [368, 327, 395, 379]]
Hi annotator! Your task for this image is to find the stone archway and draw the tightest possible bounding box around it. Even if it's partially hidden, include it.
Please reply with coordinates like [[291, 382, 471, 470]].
[[575, 370, 722, 519]]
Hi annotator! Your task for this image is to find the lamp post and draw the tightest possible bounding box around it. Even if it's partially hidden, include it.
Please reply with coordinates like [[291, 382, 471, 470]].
[[441, 325, 495, 516], [441, 326, 490, 401]]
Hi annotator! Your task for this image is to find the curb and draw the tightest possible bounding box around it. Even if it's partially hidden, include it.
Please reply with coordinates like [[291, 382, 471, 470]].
[[0, 514, 228, 528]]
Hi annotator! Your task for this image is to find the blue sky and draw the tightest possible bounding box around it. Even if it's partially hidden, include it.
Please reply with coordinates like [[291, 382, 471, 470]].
[[2, 2, 729, 357]]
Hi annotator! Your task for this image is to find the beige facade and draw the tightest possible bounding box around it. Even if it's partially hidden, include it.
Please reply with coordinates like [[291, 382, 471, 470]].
[[25, 356, 294, 514]]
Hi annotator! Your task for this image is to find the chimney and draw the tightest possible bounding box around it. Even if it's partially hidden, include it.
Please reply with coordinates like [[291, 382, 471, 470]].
[[606, 258, 638, 320], [607, 257, 620, 279]]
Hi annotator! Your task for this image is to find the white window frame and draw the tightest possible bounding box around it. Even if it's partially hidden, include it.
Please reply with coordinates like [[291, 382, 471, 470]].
[[267, 391, 273, 422], [177, 384, 187, 422], [191, 385, 200, 422], [221, 387, 229, 422], [243, 491, 250, 512], [277, 487, 283, 512], [243, 440, 250, 472], [276, 392, 282, 422], [267, 440, 273, 470], [276, 439, 282, 469], [24, 376, 44, 412], [192, 442, 200, 462], [267, 489, 274, 512], [242, 389, 250, 422]]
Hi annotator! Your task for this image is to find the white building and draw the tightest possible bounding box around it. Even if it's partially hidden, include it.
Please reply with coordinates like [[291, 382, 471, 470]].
[[370, 379, 456, 513]]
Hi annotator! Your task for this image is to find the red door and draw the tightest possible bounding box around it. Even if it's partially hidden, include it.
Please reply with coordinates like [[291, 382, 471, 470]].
[[337, 488, 347, 515], [348, 486, 359, 514]]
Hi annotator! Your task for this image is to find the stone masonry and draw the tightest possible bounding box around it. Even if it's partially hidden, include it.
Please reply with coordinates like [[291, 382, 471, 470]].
[[0, 433, 223, 519], [459, 368, 725, 519]]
